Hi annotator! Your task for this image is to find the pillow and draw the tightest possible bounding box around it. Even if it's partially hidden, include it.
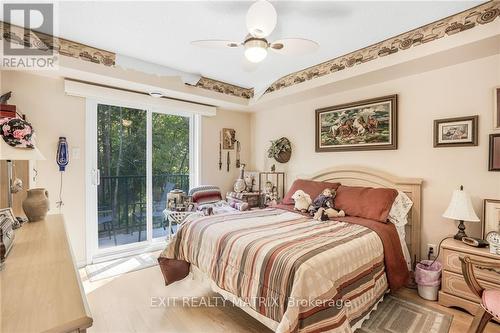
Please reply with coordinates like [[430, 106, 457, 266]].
[[282, 179, 340, 205], [189, 185, 222, 204], [334, 185, 398, 223], [388, 190, 413, 227]]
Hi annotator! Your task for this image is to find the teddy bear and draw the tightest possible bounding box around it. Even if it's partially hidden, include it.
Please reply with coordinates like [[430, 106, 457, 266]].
[[308, 188, 345, 221], [291, 190, 312, 212]]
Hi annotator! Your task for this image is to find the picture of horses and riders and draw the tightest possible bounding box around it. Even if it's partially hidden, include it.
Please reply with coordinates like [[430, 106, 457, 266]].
[[315, 95, 398, 152]]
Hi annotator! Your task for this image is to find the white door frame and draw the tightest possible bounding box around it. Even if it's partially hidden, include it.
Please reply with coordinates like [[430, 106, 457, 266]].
[[85, 99, 201, 265]]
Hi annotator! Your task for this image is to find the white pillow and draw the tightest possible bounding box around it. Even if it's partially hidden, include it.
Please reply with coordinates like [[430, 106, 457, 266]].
[[388, 190, 413, 227]]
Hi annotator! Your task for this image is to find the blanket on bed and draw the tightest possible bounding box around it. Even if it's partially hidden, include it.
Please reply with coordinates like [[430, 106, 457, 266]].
[[272, 203, 410, 290], [159, 209, 407, 332]]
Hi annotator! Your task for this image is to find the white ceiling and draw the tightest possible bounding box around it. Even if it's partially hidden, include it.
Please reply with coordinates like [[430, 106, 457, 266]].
[[52, 1, 482, 93]]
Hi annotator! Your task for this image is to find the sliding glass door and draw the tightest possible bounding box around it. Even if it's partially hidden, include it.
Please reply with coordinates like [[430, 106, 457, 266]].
[[87, 100, 196, 260], [97, 104, 147, 248]]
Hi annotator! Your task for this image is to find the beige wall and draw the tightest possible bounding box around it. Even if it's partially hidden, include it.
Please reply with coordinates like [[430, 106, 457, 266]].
[[2, 71, 88, 263], [201, 109, 252, 195], [251, 55, 500, 257], [1, 71, 251, 264]]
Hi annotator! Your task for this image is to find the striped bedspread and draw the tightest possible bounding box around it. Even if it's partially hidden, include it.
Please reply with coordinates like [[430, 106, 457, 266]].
[[160, 208, 388, 333]]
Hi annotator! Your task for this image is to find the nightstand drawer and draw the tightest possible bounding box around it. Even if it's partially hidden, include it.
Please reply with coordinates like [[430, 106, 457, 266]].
[[442, 270, 500, 303], [442, 248, 500, 284]]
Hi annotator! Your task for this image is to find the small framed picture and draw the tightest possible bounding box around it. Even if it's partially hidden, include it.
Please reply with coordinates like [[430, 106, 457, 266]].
[[489, 133, 500, 171], [222, 128, 236, 150], [482, 199, 500, 239], [433, 115, 478, 147], [494, 87, 500, 130]]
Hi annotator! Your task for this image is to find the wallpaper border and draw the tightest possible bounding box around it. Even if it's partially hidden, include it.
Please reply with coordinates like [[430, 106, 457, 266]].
[[264, 1, 500, 95], [0, 1, 498, 100]]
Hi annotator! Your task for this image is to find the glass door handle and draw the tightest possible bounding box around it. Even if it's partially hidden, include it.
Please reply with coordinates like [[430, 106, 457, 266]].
[[92, 169, 100, 186]]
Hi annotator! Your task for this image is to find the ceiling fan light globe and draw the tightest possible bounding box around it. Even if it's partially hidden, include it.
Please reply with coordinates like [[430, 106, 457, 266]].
[[245, 46, 267, 63], [244, 38, 268, 63]]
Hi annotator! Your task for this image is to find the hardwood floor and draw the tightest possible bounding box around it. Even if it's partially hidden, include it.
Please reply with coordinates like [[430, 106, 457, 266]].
[[81, 266, 500, 333]]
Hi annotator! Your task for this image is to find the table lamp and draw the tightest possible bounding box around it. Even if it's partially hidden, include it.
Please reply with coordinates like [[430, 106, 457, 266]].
[[442, 185, 480, 240], [0, 138, 45, 209]]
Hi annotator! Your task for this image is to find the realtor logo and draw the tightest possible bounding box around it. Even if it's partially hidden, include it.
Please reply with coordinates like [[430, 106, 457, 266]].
[[2, 3, 57, 69]]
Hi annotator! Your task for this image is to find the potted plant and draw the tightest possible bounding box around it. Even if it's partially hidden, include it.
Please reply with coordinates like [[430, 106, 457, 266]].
[[267, 137, 292, 163]]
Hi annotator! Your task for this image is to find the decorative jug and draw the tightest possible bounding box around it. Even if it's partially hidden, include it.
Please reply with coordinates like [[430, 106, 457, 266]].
[[22, 188, 50, 222]]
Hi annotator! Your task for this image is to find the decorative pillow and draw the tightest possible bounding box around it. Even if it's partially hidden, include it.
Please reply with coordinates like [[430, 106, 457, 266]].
[[282, 179, 340, 205], [388, 190, 413, 227], [334, 185, 398, 223], [189, 185, 222, 204]]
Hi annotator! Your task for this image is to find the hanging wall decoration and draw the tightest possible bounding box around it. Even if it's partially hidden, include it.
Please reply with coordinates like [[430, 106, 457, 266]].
[[267, 137, 292, 163], [218, 131, 222, 170], [222, 128, 236, 149], [235, 140, 241, 168], [489, 133, 500, 171], [316, 95, 398, 152], [494, 87, 500, 130], [56, 137, 69, 208], [433, 115, 478, 147]]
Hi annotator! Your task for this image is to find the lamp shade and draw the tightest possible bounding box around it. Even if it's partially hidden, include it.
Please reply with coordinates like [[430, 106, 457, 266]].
[[442, 188, 480, 222], [0, 137, 45, 160]]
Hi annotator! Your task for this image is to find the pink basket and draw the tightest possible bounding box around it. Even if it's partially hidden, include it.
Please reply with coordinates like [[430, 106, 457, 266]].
[[415, 260, 442, 287]]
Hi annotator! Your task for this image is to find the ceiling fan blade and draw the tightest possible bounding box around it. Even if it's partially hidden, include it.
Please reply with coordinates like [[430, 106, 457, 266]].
[[270, 38, 319, 56], [246, 0, 277, 38], [191, 40, 241, 49]]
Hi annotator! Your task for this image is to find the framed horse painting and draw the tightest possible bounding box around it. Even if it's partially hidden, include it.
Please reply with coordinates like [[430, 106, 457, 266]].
[[315, 95, 398, 152]]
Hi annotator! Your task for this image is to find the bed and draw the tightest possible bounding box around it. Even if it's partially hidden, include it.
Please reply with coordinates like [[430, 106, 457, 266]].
[[158, 167, 422, 333]]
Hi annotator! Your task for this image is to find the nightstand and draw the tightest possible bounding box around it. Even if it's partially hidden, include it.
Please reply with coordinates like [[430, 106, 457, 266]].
[[438, 238, 500, 320]]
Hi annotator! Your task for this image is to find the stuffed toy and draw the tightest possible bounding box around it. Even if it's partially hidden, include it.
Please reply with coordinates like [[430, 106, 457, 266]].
[[308, 188, 345, 220], [291, 190, 312, 212]]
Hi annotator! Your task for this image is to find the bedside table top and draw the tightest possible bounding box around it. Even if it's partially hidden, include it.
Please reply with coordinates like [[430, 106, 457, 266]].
[[442, 238, 500, 260]]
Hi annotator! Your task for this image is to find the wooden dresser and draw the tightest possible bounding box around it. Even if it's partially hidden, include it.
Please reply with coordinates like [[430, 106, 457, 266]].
[[0, 214, 93, 333], [439, 238, 500, 318]]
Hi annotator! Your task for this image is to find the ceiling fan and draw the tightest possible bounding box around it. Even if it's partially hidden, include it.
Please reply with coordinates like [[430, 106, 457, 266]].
[[191, 0, 319, 64]]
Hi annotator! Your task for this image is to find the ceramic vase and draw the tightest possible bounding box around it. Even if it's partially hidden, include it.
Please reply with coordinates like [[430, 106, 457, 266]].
[[22, 188, 50, 222], [234, 165, 246, 193]]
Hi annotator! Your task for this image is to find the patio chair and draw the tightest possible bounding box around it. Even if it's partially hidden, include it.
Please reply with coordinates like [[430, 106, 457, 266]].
[[98, 209, 116, 246], [460, 256, 500, 333], [132, 182, 176, 240]]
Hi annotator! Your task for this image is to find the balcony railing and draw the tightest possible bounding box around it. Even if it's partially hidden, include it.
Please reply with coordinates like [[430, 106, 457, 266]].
[[97, 173, 189, 248]]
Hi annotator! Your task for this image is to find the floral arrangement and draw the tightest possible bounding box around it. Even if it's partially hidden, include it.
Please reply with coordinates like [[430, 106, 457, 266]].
[[0, 117, 35, 149]]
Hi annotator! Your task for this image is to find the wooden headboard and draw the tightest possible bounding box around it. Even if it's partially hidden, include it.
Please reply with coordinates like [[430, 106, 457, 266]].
[[301, 166, 423, 265]]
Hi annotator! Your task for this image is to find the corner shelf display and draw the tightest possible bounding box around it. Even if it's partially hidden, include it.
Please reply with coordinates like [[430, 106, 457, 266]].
[[258, 172, 285, 206]]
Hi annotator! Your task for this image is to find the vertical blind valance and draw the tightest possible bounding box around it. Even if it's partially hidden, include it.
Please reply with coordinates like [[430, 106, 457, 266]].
[[64, 79, 217, 117]]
